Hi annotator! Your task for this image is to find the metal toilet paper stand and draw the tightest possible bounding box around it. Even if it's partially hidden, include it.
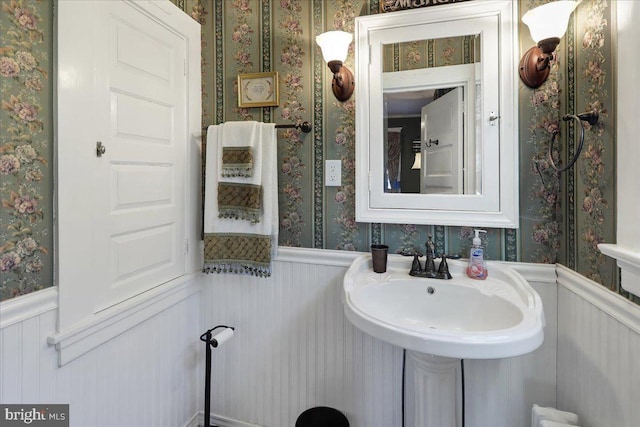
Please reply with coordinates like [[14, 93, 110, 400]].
[[199, 325, 235, 427]]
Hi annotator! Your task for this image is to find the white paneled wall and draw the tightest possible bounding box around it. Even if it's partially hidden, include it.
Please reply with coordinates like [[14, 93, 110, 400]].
[[5, 253, 639, 427], [464, 273, 559, 427], [0, 289, 202, 427], [203, 254, 404, 427], [557, 266, 640, 427], [203, 251, 558, 427]]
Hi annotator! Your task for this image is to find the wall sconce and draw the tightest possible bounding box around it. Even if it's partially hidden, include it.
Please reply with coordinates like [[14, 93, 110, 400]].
[[519, 1, 578, 89], [411, 141, 421, 170], [316, 31, 355, 102]]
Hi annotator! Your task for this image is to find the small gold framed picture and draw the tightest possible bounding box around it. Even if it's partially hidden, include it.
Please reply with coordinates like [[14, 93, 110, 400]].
[[237, 72, 280, 108]]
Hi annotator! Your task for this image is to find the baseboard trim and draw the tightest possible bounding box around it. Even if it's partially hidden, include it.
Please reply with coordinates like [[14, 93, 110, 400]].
[[182, 412, 200, 427], [183, 411, 263, 427]]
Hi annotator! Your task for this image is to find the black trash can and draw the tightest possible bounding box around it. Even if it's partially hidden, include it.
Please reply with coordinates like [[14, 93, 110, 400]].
[[295, 407, 349, 427]]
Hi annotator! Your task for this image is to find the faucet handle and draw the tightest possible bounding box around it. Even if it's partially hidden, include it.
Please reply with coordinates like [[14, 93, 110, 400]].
[[437, 254, 452, 280], [409, 252, 423, 276]]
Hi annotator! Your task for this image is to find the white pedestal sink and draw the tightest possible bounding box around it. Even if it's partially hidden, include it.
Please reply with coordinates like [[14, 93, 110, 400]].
[[343, 254, 545, 427]]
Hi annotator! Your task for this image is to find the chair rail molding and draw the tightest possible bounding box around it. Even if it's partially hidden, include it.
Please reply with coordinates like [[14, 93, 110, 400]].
[[48, 273, 202, 366], [0, 287, 57, 329], [275, 246, 361, 267], [557, 264, 640, 335]]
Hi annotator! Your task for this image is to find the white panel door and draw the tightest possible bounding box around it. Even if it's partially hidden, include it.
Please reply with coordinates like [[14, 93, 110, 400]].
[[92, 1, 187, 311], [57, 0, 188, 321], [421, 88, 463, 194]]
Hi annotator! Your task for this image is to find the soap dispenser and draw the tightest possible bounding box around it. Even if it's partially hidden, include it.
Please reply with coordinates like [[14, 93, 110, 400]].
[[466, 229, 488, 280]]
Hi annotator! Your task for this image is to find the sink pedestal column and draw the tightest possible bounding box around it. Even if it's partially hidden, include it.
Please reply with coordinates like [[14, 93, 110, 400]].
[[405, 352, 462, 427]]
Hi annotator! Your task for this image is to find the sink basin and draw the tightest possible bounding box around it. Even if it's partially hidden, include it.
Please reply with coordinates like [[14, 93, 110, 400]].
[[343, 254, 544, 359]]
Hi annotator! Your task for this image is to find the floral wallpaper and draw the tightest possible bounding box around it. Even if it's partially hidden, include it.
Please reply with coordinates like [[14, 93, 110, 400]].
[[327, 0, 364, 251], [519, 0, 616, 290], [207, 0, 619, 294], [0, 0, 51, 301], [0, 0, 621, 302], [521, 0, 565, 265], [276, 0, 307, 246], [576, 0, 614, 288]]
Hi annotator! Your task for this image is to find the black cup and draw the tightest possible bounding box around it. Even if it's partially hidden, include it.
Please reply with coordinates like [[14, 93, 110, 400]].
[[370, 244, 389, 273]]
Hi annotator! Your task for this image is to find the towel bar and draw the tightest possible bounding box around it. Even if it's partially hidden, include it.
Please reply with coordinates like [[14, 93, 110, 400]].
[[202, 121, 312, 134], [201, 122, 306, 240]]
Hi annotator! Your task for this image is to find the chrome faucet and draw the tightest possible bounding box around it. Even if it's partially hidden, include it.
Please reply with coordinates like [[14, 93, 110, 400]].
[[407, 235, 452, 280]]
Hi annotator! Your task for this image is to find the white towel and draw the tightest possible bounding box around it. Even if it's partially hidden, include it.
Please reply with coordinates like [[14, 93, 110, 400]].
[[532, 404, 579, 427], [215, 121, 264, 222], [540, 421, 581, 427], [203, 122, 278, 277], [220, 120, 260, 178]]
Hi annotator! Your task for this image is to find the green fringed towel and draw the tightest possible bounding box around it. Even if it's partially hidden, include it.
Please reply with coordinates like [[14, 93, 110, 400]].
[[204, 233, 272, 277], [217, 182, 262, 223], [222, 146, 253, 177], [203, 122, 278, 277]]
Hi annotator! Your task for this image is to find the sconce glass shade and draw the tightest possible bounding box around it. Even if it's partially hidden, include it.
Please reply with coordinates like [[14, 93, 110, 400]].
[[520, 1, 579, 89], [411, 152, 421, 170], [522, 1, 578, 45], [316, 31, 353, 63], [316, 31, 355, 102]]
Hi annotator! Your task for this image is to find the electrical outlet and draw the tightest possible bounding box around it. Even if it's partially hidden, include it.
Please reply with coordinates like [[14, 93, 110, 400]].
[[325, 160, 342, 186]]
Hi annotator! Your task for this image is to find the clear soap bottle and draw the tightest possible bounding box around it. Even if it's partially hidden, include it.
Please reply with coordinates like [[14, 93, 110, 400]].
[[466, 229, 488, 280]]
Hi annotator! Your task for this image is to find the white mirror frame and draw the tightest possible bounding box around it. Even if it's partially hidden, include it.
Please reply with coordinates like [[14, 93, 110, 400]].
[[355, 0, 519, 228]]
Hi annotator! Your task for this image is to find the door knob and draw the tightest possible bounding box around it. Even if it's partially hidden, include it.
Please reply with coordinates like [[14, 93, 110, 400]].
[[96, 141, 106, 157]]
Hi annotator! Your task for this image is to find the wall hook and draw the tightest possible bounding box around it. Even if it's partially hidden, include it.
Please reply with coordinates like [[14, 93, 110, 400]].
[[547, 111, 599, 173]]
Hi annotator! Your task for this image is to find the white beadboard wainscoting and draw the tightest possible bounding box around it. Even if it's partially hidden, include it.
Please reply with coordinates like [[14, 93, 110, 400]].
[[556, 265, 640, 427], [3, 250, 640, 427], [203, 249, 559, 427], [463, 262, 559, 427], [203, 248, 403, 427], [0, 284, 202, 427]]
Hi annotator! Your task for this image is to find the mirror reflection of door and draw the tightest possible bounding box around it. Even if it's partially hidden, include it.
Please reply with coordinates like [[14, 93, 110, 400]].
[[382, 62, 477, 196], [421, 87, 463, 194]]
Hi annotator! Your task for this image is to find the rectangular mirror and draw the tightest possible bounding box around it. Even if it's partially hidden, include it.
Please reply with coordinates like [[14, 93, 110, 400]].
[[355, 1, 519, 227]]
